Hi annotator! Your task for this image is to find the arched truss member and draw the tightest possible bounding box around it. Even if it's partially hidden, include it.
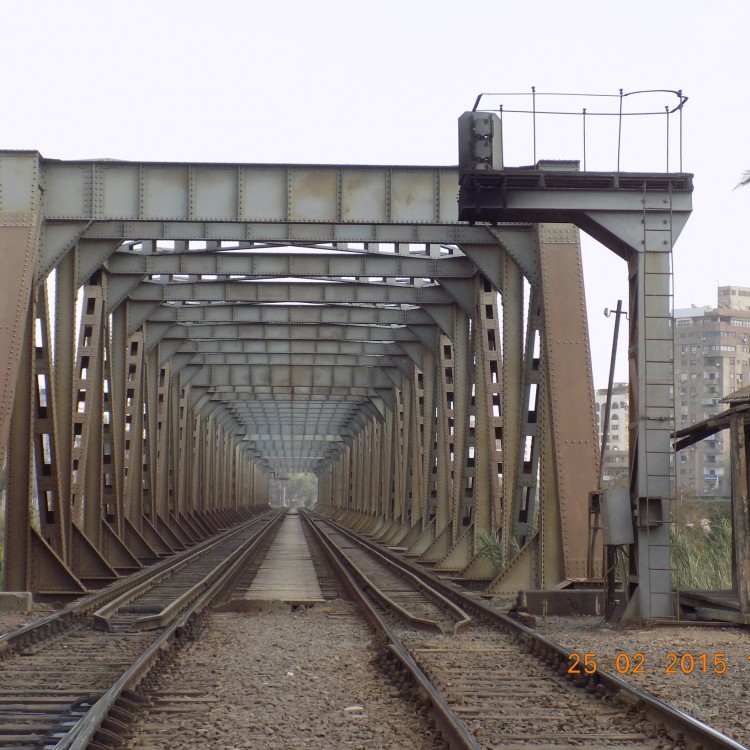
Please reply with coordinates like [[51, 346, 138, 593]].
[[0, 153, 691, 622]]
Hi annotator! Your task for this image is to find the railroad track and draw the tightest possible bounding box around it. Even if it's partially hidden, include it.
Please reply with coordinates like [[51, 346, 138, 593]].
[[0, 508, 285, 749], [308, 511, 748, 750], [306, 513, 470, 635]]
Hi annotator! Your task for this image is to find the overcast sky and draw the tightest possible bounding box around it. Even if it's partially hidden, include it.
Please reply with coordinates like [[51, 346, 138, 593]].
[[3, 0, 748, 385]]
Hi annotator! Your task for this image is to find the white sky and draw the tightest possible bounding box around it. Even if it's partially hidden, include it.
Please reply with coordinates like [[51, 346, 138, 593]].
[[3, 0, 748, 386]]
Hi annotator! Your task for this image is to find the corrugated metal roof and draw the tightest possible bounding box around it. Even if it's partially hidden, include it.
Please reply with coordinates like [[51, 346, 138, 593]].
[[720, 383, 750, 404]]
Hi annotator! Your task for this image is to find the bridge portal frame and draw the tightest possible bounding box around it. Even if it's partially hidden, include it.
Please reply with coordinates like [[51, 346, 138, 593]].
[[0, 151, 691, 621]]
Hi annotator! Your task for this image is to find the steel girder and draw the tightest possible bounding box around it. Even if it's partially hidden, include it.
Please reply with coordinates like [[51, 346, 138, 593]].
[[106, 250, 477, 279], [0, 152, 692, 623]]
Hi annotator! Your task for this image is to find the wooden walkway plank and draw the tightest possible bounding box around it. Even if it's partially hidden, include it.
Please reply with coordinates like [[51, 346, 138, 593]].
[[244, 511, 324, 605]]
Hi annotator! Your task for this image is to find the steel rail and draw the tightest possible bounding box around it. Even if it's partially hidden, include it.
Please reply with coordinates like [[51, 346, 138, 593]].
[[0, 510, 277, 653], [91, 520, 273, 631], [316, 511, 748, 750], [53, 509, 288, 749], [300, 510, 480, 750], [309, 514, 471, 635], [130, 523, 280, 631]]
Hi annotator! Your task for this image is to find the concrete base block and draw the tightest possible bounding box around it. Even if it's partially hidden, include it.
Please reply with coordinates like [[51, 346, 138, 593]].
[[523, 589, 603, 617], [0, 592, 34, 613]]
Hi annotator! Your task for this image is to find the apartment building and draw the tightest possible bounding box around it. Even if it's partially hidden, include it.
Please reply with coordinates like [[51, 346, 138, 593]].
[[594, 382, 629, 485], [674, 286, 750, 498]]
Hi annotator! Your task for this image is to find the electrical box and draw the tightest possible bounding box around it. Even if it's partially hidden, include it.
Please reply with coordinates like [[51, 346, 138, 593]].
[[600, 487, 634, 546], [458, 112, 503, 172]]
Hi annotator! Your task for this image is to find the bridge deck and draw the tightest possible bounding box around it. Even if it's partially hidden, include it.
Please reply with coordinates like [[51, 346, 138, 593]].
[[244, 511, 324, 605]]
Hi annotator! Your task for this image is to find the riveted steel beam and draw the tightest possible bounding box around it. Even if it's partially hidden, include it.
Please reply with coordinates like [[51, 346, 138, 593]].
[[0, 152, 43, 468], [161, 322, 425, 344], [134, 301, 437, 329], [178, 339, 404, 357], [43, 162, 461, 224], [127, 279, 456, 306], [107, 250, 477, 280], [79, 220, 496, 246], [189, 364, 401, 390]]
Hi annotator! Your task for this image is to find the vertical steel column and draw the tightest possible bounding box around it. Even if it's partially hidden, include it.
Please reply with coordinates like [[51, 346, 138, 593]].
[[0, 153, 42, 471], [537, 224, 599, 583], [4, 301, 34, 590], [101, 314, 118, 527], [142, 344, 158, 523], [401, 367, 424, 529], [389, 390, 405, 524], [203, 414, 216, 514], [154, 362, 172, 522], [123, 332, 145, 527], [108, 302, 128, 536], [435, 335, 455, 534], [499, 257, 524, 566], [176, 385, 191, 519], [168, 370, 181, 517], [368, 418, 381, 520], [628, 220, 675, 620], [33, 282, 66, 557], [70, 285, 105, 542], [421, 348, 438, 527], [54, 251, 77, 555], [450, 309, 472, 543], [471, 276, 503, 541], [379, 400, 395, 520]]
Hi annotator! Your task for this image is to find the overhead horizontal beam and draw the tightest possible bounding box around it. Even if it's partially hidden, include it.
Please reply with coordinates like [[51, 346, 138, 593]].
[[79, 220, 494, 245], [190, 364, 399, 389], [128, 279, 455, 305], [207, 391, 373, 402], [163, 322, 425, 345], [107, 250, 476, 279], [205, 386, 379, 398], [182, 352, 403, 368], [179, 339, 405, 357], [43, 162, 461, 224], [139, 302, 436, 327], [243, 435, 345, 442]]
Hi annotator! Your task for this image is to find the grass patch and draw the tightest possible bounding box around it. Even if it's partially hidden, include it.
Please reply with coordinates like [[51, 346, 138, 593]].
[[671, 516, 732, 590], [476, 530, 505, 572]]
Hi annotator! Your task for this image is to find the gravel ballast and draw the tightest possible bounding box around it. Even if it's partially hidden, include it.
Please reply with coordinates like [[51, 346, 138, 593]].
[[127, 601, 446, 749], [534, 614, 750, 746]]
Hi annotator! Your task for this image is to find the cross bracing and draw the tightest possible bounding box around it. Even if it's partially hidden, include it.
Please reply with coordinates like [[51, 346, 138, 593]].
[[0, 151, 693, 622]]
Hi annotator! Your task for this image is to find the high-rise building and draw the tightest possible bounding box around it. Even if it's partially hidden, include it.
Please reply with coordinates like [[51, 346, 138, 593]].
[[594, 382, 629, 485], [674, 286, 750, 498]]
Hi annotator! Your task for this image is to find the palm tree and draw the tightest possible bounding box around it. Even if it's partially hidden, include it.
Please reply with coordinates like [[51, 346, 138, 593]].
[[736, 170, 750, 189]]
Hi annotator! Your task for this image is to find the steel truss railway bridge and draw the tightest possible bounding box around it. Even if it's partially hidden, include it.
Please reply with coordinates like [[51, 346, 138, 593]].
[[0, 135, 695, 622]]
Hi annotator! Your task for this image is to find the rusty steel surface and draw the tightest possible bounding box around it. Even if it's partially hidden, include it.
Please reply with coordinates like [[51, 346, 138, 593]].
[[0, 150, 694, 623]]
